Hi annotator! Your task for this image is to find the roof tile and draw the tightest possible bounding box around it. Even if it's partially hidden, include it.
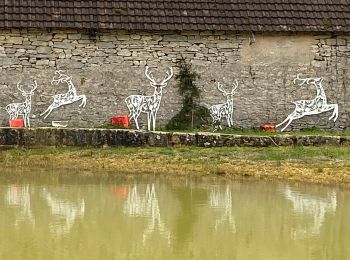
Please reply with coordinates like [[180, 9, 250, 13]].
[[0, 0, 349, 32]]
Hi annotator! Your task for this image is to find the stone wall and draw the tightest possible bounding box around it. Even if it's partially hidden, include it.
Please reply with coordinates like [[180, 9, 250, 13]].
[[0, 29, 349, 130], [0, 127, 348, 148]]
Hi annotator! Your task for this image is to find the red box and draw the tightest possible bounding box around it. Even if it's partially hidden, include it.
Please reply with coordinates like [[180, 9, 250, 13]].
[[111, 115, 129, 127], [260, 124, 277, 132], [9, 119, 25, 128]]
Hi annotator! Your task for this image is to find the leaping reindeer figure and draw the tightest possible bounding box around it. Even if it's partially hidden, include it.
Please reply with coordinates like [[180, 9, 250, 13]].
[[276, 74, 338, 132], [125, 66, 173, 131], [209, 81, 238, 130], [6, 80, 37, 127], [40, 70, 87, 119]]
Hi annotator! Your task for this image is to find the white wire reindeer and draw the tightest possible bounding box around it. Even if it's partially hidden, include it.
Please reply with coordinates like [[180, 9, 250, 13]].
[[40, 70, 87, 119], [125, 66, 173, 131], [276, 74, 338, 132], [209, 81, 238, 130], [5, 80, 37, 127]]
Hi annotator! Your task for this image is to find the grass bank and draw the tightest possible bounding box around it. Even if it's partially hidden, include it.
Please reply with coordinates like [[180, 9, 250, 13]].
[[1, 145, 350, 187]]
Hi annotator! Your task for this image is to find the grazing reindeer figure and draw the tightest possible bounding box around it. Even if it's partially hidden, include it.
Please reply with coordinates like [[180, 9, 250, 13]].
[[6, 80, 37, 127], [276, 74, 338, 132], [209, 81, 238, 130], [40, 70, 87, 119], [125, 66, 173, 131]]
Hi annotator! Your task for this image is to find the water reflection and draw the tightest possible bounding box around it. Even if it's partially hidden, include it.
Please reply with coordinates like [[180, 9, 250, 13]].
[[5, 185, 35, 227], [123, 184, 171, 245], [209, 185, 236, 232], [284, 185, 337, 239], [42, 188, 85, 235], [1, 178, 349, 259]]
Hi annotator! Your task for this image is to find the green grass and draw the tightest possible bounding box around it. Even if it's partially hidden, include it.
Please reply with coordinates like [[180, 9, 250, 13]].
[[2, 145, 350, 186], [2, 145, 350, 161]]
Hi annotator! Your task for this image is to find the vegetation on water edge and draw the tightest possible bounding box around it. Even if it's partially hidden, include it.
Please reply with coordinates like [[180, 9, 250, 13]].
[[1, 145, 350, 187]]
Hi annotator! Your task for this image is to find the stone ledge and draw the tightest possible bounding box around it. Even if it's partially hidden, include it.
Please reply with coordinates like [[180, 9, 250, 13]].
[[0, 127, 348, 148]]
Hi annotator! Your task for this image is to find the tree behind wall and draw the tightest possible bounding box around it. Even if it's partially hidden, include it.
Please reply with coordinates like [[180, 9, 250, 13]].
[[166, 59, 209, 130]]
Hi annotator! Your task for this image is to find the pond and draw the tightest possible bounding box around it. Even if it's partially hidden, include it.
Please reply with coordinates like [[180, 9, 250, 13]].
[[0, 174, 349, 260]]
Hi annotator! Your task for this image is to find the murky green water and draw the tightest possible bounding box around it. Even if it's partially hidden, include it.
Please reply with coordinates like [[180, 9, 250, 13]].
[[0, 174, 349, 260]]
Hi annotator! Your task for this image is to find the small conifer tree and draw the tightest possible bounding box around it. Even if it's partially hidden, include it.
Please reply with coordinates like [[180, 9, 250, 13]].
[[166, 59, 209, 130]]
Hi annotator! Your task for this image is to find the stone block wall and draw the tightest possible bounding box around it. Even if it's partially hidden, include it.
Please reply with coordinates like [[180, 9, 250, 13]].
[[0, 28, 349, 130]]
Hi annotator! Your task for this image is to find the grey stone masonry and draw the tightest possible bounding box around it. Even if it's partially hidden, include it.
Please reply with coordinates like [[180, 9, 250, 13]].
[[0, 29, 349, 130], [0, 128, 347, 148]]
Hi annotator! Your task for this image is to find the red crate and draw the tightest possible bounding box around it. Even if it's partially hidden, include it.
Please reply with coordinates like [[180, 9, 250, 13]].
[[9, 119, 25, 128], [260, 124, 277, 132], [111, 115, 129, 127]]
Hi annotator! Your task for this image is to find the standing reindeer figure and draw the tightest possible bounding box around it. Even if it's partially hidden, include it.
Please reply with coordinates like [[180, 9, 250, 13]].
[[125, 66, 173, 131], [209, 80, 238, 130], [276, 74, 338, 132], [40, 70, 87, 119], [6, 80, 37, 127]]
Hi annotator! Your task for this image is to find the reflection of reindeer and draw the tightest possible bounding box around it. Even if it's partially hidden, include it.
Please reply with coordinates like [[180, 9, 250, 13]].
[[284, 186, 337, 238], [209, 81, 238, 130], [6, 80, 37, 127], [123, 184, 171, 245], [125, 67, 173, 130], [40, 70, 86, 119], [209, 185, 236, 232], [42, 188, 85, 235], [277, 74, 338, 131], [6, 185, 35, 226]]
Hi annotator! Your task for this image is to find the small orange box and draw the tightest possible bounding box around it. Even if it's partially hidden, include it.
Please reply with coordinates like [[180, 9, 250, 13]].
[[260, 124, 277, 132], [9, 119, 25, 128], [111, 115, 129, 127]]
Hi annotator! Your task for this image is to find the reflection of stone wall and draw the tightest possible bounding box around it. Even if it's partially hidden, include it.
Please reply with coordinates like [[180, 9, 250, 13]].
[[0, 128, 348, 147], [0, 29, 349, 129]]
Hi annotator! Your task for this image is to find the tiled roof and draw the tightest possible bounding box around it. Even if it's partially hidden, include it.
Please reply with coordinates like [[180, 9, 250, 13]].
[[0, 0, 349, 32]]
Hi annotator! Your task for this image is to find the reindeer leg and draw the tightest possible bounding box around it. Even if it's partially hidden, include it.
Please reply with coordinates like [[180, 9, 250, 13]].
[[79, 95, 87, 107], [280, 116, 295, 132], [147, 113, 151, 131], [40, 106, 54, 119], [26, 115, 30, 128], [152, 113, 157, 131], [276, 114, 293, 128], [134, 115, 140, 130], [329, 104, 338, 121], [227, 115, 233, 127]]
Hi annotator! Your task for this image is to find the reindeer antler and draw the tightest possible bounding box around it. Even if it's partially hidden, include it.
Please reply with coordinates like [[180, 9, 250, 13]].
[[16, 82, 24, 93], [231, 79, 238, 94], [52, 70, 71, 85], [294, 74, 322, 86], [30, 80, 38, 93], [217, 82, 228, 95], [144, 66, 157, 85], [160, 67, 173, 85]]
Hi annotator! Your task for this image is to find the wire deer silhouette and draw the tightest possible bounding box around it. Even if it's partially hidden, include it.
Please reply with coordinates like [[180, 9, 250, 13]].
[[6, 80, 37, 127], [276, 74, 338, 132], [40, 70, 87, 119], [125, 66, 173, 131], [209, 81, 238, 130]]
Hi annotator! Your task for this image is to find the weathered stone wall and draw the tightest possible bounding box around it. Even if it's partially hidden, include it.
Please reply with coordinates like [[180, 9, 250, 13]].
[[0, 29, 349, 130], [0, 127, 348, 148]]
